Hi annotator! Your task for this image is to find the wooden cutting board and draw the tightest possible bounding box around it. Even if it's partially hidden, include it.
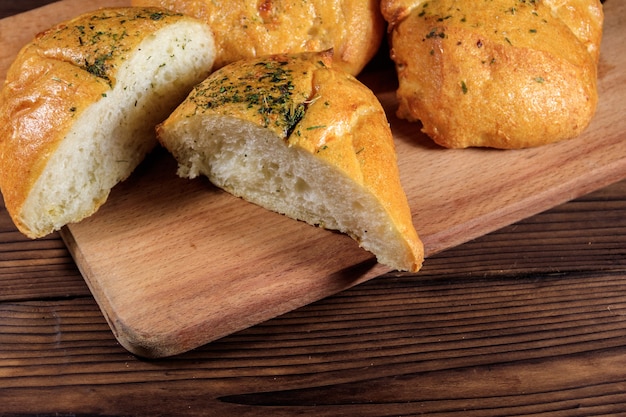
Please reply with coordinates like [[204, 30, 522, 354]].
[[1, 0, 625, 358]]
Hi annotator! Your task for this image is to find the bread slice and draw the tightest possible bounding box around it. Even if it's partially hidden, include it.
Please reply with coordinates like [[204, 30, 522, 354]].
[[130, 0, 384, 76], [382, 0, 604, 149], [157, 51, 423, 272], [0, 7, 216, 238]]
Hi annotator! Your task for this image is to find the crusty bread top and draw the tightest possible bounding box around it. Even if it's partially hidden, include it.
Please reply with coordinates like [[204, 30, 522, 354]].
[[158, 51, 424, 272], [382, 0, 603, 63], [0, 8, 215, 237], [381, 0, 604, 149], [131, 0, 384, 75]]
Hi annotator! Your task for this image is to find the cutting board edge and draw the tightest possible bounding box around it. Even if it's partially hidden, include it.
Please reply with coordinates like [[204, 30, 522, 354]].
[[63, 222, 389, 358], [422, 154, 626, 256]]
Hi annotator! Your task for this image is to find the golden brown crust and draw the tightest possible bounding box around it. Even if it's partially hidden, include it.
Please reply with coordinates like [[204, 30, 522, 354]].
[[131, 0, 384, 75], [0, 7, 204, 235], [382, 0, 604, 149], [305, 66, 423, 271]]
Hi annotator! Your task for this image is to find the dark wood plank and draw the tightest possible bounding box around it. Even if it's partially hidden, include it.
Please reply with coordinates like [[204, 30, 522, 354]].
[[2, 268, 626, 415], [0, 224, 90, 302], [0, 1, 58, 19]]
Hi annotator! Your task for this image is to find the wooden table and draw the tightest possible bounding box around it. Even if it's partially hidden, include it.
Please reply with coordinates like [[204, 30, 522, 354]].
[[2, 1, 626, 415]]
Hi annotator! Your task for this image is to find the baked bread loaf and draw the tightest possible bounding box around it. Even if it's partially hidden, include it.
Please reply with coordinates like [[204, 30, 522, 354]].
[[0, 7, 216, 238], [131, 0, 384, 76], [157, 51, 423, 272], [382, 0, 604, 149]]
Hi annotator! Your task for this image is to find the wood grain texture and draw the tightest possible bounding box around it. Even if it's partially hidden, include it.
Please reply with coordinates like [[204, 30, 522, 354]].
[[1, 0, 625, 358], [0, 180, 626, 415]]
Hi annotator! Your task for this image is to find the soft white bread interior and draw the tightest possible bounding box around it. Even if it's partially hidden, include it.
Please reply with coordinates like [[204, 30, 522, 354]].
[[157, 51, 423, 272], [381, 0, 604, 149], [0, 8, 216, 238]]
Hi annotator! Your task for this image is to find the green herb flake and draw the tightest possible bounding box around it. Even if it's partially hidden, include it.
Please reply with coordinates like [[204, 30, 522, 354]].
[[316, 145, 329, 153], [425, 28, 446, 39], [150, 12, 165, 21], [84, 53, 113, 84], [461, 80, 468, 94]]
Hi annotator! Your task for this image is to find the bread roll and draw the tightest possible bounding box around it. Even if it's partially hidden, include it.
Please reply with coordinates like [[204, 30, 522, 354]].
[[0, 7, 216, 238], [382, 0, 604, 149], [131, 0, 384, 76], [157, 51, 423, 272]]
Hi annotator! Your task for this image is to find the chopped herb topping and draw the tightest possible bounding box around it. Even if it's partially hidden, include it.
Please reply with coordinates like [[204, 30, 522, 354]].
[[191, 57, 321, 139], [425, 28, 446, 40], [150, 11, 166, 21], [316, 145, 329, 153], [42, 8, 182, 86], [84, 53, 113, 83], [415, 0, 544, 50]]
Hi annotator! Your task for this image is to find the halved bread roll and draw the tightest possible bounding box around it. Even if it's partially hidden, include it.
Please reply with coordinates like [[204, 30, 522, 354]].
[[0, 7, 216, 238], [157, 51, 424, 272], [382, 0, 604, 149], [131, 0, 385, 76]]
